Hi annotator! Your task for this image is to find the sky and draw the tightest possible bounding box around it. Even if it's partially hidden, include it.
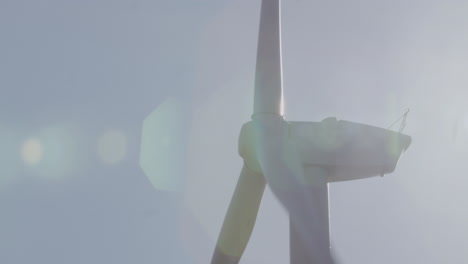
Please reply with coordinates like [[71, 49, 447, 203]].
[[1, 0, 468, 263]]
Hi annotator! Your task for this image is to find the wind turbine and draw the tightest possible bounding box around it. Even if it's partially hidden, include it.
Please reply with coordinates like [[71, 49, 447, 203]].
[[211, 0, 411, 263]]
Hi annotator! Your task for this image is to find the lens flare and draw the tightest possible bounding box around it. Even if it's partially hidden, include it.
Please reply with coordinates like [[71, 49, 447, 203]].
[[140, 97, 185, 192], [21, 138, 43, 165], [97, 130, 127, 164], [184, 75, 252, 242]]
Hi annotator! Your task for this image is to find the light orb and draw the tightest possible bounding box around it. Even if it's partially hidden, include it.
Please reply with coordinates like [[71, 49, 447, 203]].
[[97, 130, 127, 164], [21, 138, 43, 165]]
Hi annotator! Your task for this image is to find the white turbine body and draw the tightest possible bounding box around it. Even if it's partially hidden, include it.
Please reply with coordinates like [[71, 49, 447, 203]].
[[211, 1, 411, 263]]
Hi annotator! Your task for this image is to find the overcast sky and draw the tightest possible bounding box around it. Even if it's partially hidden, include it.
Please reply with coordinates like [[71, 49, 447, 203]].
[[1, 0, 468, 263]]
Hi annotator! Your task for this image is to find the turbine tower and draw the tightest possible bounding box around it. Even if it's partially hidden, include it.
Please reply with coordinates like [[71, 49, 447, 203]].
[[211, 0, 411, 263]]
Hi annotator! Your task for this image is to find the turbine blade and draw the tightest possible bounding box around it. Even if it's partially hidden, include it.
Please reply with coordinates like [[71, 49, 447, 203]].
[[254, 0, 284, 116], [211, 165, 266, 264]]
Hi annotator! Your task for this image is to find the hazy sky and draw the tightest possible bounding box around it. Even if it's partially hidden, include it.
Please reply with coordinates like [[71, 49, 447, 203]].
[[1, 0, 468, 263]]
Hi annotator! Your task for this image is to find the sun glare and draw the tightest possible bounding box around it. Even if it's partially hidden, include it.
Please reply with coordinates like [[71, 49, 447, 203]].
[[21, 138, 43, 165]]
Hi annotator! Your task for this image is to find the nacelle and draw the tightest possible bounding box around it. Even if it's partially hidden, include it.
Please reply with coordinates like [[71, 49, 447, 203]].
[[239, 117, 411, 183], [290, 117, 411, 182]]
